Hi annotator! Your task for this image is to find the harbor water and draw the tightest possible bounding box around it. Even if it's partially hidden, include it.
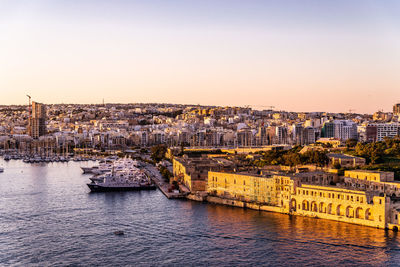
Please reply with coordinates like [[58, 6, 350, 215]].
[[1, 159, 400, 266]]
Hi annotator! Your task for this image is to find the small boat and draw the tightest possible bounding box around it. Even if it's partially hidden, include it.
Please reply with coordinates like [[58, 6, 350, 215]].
[[81, 167, 94, 174], [114, 231, 124, 236]]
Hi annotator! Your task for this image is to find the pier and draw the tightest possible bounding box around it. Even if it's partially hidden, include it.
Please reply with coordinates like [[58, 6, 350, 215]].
[[144, 163, 189, 199]]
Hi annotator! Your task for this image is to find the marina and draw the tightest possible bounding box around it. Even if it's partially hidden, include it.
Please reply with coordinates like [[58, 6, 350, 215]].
[[2, 152, 98, 164]]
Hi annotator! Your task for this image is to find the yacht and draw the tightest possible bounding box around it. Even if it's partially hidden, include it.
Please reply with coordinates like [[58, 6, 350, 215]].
[[81, 166, 98, 174], [87, 170, 155, 192], [87, 158, 155, 192], [82, 158, 139, 175]]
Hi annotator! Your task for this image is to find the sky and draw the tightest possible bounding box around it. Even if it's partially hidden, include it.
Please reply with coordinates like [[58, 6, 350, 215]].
[[0, 0, 399, 113]]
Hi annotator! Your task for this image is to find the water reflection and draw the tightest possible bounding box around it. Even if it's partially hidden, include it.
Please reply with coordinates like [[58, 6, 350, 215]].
[[2, 159, 400, 266], [202, 203, 400, 266]]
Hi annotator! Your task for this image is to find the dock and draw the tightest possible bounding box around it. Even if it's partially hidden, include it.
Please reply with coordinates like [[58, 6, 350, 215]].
[[144, 163, 189, 199]]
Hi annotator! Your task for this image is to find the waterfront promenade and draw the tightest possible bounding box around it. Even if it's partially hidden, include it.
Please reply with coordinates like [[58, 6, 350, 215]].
[[144, 163, 188, 199]]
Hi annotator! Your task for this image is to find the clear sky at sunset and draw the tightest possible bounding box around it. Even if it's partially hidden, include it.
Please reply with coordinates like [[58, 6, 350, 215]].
[[0, 0, 399, 113]]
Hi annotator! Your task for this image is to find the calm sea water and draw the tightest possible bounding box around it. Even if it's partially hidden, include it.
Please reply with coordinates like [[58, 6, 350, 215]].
[[1, 159, 400, 266]]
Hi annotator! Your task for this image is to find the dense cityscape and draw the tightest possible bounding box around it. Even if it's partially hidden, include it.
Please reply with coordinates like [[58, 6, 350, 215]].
[[2, 101, 400, 153], [2, 100, 400, 231], [2, 1, 400, 265]]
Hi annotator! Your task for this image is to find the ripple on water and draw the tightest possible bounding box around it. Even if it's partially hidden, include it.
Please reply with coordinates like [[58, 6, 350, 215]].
[[1, 159, 400, 266]]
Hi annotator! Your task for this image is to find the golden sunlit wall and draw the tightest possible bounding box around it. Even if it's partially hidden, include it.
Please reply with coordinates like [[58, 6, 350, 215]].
[[173, 158, 192, 190], [207, 171, 400, 229], [344, 170, 394, 182], [207, 171, 288, 205], [292, 184, 390, 229]]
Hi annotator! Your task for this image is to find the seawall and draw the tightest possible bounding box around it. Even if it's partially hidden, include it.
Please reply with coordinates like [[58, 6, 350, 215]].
[[186, 194, 396, 231]]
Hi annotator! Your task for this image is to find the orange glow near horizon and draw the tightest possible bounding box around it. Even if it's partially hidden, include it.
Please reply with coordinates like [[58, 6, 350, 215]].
[[0, 1, 399, 113]]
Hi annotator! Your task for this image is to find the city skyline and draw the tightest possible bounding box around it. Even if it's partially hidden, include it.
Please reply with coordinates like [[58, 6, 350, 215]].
[[1, 0, 400, 113], [3, 2, 400, 266]]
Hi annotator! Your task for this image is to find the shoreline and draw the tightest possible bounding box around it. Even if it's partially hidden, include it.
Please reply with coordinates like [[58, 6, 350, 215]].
[[186, 193, 399, 231]]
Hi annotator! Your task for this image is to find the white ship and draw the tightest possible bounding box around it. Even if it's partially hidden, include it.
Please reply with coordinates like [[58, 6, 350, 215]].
[[87, 158, 155, 192], [82, 157, 141, 174]]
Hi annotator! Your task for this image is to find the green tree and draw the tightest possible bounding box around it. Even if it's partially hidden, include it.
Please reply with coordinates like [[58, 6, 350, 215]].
[[159, 166, 172, 182], [283, 152, 301, 166], [150, 144, 167, 163], [346, 138, 358, 149], [333, 162, 341, 169]]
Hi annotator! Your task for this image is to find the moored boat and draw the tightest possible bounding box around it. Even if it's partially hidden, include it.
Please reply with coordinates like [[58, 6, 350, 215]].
[[87, 182, 156, 192], [87, 158, 155, 192]]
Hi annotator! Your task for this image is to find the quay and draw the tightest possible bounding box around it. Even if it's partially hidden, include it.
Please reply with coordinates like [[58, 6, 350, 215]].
[[144, 163, 189, 199]]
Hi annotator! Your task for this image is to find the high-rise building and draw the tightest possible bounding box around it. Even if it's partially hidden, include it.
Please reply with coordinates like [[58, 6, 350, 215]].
[[366, 123, 400, 142], [322, 120, 357, 141], [236, 128, 254, 147], [28, 101, 47, 139], [334, 120, 358, 141], [275, 126, 289, 144], [394, 103, 400, 116], [292, 123, 304, 145], [303, 127, 316, 145], [321, 121, 335, 138]]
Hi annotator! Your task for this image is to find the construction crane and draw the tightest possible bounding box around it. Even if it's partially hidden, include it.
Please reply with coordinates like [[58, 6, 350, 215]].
[[248, 105, 275, 110]]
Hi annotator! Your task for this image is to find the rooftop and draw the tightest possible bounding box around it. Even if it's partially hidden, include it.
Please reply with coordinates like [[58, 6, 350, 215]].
[[327, 153, 364, 159], [345, 169, 394, 175]]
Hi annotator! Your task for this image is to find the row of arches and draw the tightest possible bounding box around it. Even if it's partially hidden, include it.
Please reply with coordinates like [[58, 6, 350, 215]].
[[292, 199, 374, 221]]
